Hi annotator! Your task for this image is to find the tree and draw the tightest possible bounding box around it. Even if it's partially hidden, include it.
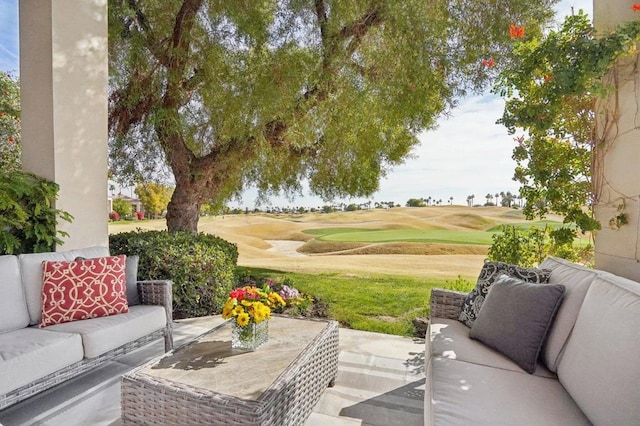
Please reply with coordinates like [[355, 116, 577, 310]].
[[495, 12, 640, 234], [345, 203, 358, 211], [406, 198, 426, 207], [485, 193, 494, 206], [108, 0, 557, 232], [112, 198, 133, 217], [0, 72, 20, 173], [135, 182, 174, 218]]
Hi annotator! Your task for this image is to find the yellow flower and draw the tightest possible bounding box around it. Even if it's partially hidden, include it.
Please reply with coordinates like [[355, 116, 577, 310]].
[[269, 293, 286, 306], [222, 305, 233, 319], [233, 305, 245, 316], [222, 298, 236, 319], [236, 312, 250, 326], [253, 302, 268, 323], [241, 299, 253, 307]]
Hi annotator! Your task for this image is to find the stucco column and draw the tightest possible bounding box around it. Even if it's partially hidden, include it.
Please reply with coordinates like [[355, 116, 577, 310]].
[[593, 0, 640, 280], [19, 0, 108, 250]]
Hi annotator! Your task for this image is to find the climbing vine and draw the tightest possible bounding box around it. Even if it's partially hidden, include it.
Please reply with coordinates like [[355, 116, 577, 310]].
[[494, 10, 640, 250]]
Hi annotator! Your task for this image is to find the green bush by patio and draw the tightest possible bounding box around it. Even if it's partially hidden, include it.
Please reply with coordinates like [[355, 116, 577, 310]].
[[0, 170, 72, 255], [110, 230, 238, 318]]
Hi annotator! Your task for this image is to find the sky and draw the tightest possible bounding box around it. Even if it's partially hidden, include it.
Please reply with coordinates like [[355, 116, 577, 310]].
[[0, 0, 592, 208]]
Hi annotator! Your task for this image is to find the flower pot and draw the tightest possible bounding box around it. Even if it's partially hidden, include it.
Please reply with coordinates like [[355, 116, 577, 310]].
[[231, 320, 269, 351]]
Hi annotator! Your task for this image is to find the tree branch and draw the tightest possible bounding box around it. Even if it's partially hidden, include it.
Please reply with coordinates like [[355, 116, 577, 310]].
[[169, 0, 204, 74], [108, 70, 158, 136], [126, 0, 171, 67]]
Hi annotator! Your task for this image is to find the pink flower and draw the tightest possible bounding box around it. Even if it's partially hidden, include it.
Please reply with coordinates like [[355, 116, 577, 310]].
[[229, 289, 245, 301]]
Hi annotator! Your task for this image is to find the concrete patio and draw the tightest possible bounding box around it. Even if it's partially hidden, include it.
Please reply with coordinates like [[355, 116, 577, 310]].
[[0, 316, 425, 426]]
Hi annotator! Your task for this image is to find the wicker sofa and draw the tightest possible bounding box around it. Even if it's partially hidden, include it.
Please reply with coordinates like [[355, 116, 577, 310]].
[[425, 257, 640, 425], [0, 246, 173, 410]]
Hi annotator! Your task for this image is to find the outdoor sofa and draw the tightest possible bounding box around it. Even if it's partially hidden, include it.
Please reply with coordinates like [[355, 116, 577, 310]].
[[425, 257, 640, 425], [0, 246, 173, 410]]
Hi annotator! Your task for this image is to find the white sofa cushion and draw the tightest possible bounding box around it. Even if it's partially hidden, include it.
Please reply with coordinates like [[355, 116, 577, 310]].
[[19, 246, 110, 325], [538, 257, 596, 372], [426, 357, 590, 426], [0, 328, 84, 396], [428, 319, 555, 378], [43, 305, 166, 358], [0, 255, 30, 333], [558, 273, 640, 425]]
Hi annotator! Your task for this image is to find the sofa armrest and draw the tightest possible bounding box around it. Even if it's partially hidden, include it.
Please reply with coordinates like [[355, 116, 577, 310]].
[[430, 288, 467, 320], [138, 280, 174, 351]]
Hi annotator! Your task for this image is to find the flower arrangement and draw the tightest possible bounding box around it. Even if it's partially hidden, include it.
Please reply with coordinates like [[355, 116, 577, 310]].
[[222, 284, 285, 327]]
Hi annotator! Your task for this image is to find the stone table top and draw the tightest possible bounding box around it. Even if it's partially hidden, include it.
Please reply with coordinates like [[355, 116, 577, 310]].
[[142, 316, 329, 400]]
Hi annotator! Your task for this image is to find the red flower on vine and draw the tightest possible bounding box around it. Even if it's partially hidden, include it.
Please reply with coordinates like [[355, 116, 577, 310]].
[[482, 58, 495, 67], [633, 4, 640, 11], [509, 24, 525, 39], [7, 137, 15, 144]]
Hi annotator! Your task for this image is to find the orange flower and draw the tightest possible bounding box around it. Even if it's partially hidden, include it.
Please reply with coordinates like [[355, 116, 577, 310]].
[[509, 24, 525, 39], [482, 58, 495, 68], [633, 3, 640, 11], [543, 74, 553, 83], [8, 137, 14, 144]]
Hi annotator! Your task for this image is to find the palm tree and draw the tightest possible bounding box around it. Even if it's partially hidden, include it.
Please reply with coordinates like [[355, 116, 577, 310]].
[[449, 196, 453, 205]]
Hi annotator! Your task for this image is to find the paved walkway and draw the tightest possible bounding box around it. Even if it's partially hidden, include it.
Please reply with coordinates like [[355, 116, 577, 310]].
[[0, 316, 425, 426]]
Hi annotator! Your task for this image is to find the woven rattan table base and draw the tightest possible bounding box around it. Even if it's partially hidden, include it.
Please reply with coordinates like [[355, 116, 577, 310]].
[[121, 316, 339, 425]]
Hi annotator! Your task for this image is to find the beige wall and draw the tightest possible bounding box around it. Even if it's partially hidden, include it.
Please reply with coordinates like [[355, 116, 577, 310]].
[[20, 0, 109, 250], [593, 0, 640, 280]]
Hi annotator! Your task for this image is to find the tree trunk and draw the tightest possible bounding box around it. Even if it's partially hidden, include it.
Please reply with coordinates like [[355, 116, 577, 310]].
[[166, 179, 202, 233]]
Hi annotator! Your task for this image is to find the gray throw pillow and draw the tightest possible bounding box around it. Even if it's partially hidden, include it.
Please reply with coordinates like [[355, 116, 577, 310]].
[[459, 261, 551, 328], [125, 255, 140, 306], [469, 274, 565, 374]]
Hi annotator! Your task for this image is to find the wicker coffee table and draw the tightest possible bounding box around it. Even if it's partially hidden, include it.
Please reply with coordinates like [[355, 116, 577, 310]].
[[121, 316, 339, 425]]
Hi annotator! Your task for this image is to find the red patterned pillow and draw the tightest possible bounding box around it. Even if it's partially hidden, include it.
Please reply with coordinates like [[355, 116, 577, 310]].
[[40, 255, 129, 327]]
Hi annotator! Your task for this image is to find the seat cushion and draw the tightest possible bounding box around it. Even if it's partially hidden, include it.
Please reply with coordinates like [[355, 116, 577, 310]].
[[0, 255, 30, 333], [0, 328, 84, 396], [425, 357, 590, 426], [468, 276, 565, 374], [43, 305, 167, 358], [19, 247, 110, 325], [458, 261, 551, 328], [428, 318, 555, 378], [558, 273, 640, 426], [538, 257, 597, 372]]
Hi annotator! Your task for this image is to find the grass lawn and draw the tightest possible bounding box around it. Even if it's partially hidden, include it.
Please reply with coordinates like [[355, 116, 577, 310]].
[[237, 266, 475, 336]]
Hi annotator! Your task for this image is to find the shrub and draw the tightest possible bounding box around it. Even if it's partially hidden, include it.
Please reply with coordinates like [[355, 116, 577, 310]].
[[487, 225, 592, 267], [112, 197, 132, 217], [109, 230, 238, 318], [0, 170, 73, 254], [136, 211, 144, 220], [109, 211, 121, 221]]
